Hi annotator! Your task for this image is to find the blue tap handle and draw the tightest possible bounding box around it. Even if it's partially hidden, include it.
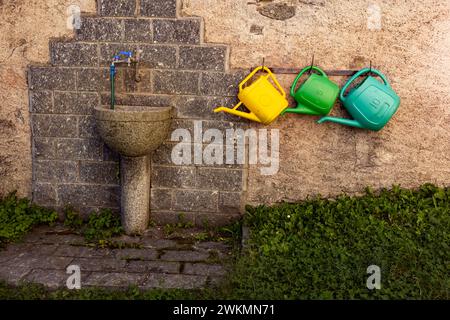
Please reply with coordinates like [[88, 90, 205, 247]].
[[119, 51, 132, 58]]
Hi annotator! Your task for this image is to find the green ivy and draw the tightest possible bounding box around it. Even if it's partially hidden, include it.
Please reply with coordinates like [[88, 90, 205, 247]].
[[0, 192, 57, 247]]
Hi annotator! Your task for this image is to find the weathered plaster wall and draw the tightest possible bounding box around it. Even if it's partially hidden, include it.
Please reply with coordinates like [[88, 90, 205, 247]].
[[0, 0, 95, 198], [182, 0, 450, 203], [1, 0, 449, 212]]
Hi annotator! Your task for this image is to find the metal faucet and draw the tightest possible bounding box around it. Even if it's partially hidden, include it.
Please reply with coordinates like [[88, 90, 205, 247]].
[[110, 49, 143, 110]]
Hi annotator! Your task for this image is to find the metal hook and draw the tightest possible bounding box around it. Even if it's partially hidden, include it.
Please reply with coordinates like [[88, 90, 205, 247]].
[[369, 60, 373, 74], [308, 54, 315, 74], [262, 57, 265, 70]]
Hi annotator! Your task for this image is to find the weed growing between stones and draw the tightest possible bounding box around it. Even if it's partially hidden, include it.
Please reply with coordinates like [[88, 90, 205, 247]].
[[63, 207, 124, 244], [0, 192, 57, 247]]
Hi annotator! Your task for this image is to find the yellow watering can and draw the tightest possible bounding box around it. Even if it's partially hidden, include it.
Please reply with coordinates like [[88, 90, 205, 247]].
[[214, 66, 289, 125]]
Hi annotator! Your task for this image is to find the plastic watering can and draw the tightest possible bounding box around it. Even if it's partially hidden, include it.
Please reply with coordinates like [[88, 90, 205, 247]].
[[283, 66, 339, 116], [214, 66, 288, 125], [318, 68, 400, 131]]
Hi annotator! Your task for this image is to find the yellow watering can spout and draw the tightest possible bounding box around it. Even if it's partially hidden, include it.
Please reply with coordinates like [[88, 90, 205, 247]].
[[214, 102, 261, 123]]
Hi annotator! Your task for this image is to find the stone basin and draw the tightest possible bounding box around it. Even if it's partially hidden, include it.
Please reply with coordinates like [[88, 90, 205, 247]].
[[94, 105, 172, 157], [94, 105, 173, 235]]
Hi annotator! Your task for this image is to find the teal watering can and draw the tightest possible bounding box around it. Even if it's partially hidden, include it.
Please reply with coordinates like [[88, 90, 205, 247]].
[[318, 68, 400, 131]]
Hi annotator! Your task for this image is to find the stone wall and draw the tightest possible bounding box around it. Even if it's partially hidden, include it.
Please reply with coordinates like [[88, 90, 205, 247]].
[[28, 0, 246, 225], [1, 0, 449, 225]]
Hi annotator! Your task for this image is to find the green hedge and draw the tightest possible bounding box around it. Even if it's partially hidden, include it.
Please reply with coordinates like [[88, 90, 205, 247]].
[[224, 184, 450, 299]]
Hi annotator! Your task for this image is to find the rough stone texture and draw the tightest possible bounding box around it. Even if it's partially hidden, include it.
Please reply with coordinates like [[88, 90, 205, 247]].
[[50, 41, 98, 66], [179, 46, 227, 71], [0, 224, 231, 289], [98, 0, 136, 17], [153, 70, 200, 95], [94, 106, 172, 157], [120, 156, 151, 235], [153, 19, 201, 44], [182, 0, 450, 203], [3, 0, 447, 225], [124, 19, 152, 42], [140, 0, 177, 18], [76, 16, 124, 42], [257, 3, 296, 21]]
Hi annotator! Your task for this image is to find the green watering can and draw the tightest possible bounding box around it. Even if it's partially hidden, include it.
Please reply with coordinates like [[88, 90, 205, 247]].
[[283, 66, 339, 116], [318, 68, 400, 131]]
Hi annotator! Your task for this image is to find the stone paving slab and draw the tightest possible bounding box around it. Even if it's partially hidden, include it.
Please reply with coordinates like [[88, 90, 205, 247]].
[[0, 225, 233, 290], [24, 269, 71, 289], [183, 263, 226, 277], [84, 272, 146, 287], [142, 273, 207, 290], [160, 250, 210, 262]]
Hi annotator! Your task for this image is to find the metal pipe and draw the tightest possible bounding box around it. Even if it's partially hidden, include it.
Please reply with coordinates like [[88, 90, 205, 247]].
[[268, 68, 359, 76]]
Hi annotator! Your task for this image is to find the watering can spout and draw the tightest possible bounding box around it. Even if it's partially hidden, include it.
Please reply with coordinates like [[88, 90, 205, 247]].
[[317, 116, 365, 129], [214, 105, 261, 123], [282, 104, 321, 116]]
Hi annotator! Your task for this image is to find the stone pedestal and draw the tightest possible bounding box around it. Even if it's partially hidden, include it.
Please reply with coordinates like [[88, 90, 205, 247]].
[[120, 155, 150, 235]]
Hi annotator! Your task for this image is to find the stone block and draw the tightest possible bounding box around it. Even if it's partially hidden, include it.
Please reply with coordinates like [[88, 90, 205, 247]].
[[28, 67, 76, 91], [139, 44, 177, 69], [183, 263, 226, 277], [196, 168, 243, 191], [50, 42, 98, 67], [153, 19, 201, 44], [79, 161, 119, 184], [199, 71, 246, 96], [33, 183, 57, 205], [24, 269, 68, 289], [153, 70, 200, 95], [140, 0, 177, 18], [29, 91, 52, 113], [53, 92, 99, 115], [33, 137, 56, 160], [142, 273, 206, 289], [34, 160, 78, 183], [160, 250, 209, 262], [76, 17, 123, 42], [76, 68, 112, 91], [114, 248, 158, 260], [219, 192, 242, 214], [150, 188, 172, 210], [31, 114, 78, 137], [179, 46, 226, 71], [79, 115, 96, 138], [57, 184, 120, 207], [124, 19, 152, 42], [173, 190, 218, 212], [54, 138, 103, 160], [151, 166, 196, 188], [71, 257, 126, 272], [126, 260, 180, 273], [98, 0, 136, 17], [85, 272, 145, 287]]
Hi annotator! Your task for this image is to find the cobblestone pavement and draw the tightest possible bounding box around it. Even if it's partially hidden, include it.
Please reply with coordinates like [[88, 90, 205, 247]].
[[0, 225, 232, 290]]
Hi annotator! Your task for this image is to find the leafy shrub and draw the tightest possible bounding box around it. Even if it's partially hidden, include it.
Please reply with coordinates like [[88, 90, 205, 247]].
[[224, 184, 450, 300], [63, 206, 83, 229], [0, 192, 57, 246], [83, 209, 123, 241]]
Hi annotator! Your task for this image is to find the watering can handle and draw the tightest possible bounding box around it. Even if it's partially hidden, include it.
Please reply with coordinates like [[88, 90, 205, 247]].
[[290, 66, 328, 97], [239, 66, 286, 98], [340, 68, 390, 101]]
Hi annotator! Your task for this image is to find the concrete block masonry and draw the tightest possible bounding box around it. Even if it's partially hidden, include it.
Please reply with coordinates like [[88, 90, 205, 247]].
[[28, 0, 246, 227]]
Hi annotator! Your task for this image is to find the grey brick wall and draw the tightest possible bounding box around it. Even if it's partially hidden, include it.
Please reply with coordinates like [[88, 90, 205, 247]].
[[29, 0, 247, 226]]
